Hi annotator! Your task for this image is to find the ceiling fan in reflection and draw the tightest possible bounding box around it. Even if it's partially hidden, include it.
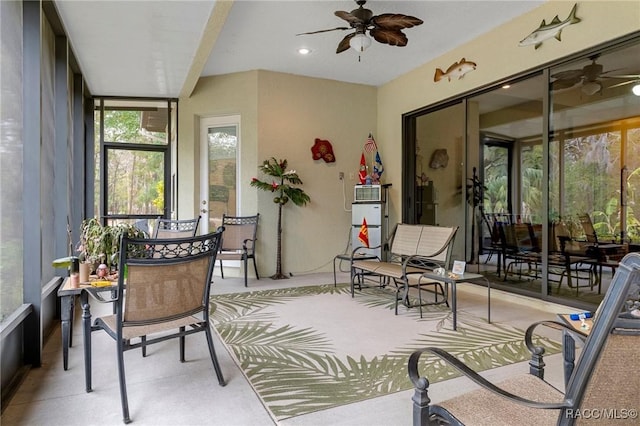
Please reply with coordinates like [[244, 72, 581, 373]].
[[551, 55, 640, 96]]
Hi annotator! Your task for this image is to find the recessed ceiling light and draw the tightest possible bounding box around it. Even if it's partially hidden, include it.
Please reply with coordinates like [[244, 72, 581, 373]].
[[298, 48, 311, 55], [502, 84, 511, 89], [632, 83, 640, 96]]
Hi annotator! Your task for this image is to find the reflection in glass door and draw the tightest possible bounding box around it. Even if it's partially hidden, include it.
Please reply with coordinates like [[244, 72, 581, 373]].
[[404, 38, 640, 309], [199, 116, 239, 233], [468, 75, 545, 295], [482, 138, 511, 216], [549, 41, 640, 307]]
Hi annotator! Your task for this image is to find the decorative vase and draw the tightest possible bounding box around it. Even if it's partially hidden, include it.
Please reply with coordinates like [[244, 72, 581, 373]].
[[79, 262, 92, 283]]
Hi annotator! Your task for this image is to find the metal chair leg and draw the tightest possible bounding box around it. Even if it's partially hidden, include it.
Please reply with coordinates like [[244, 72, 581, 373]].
[[205, 326, 226, 386], [252, 256, 259, 280], [116, 340, 131, 424], [243, 256, 248, 287], [179, 326, 186, 362], [218, 259, 225, 279]]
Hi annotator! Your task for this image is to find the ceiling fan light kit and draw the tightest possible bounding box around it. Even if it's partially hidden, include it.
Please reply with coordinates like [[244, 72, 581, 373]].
[[296, 0, 423, 59], [350, 33, 371, 53], [581, 81, 602, 96]]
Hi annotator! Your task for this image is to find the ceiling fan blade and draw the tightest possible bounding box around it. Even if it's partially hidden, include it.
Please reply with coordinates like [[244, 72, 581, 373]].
[[600, 73, 640, 79], [296, 27, 350, 36], [608, 79, 640, 89], [551, 69, 584, 80], [336, 33, 356, 54], [371, 13, 423, 30], [369, 28, 408, 47], [551, 77, 582, 90], [335, 10, 362, 25]]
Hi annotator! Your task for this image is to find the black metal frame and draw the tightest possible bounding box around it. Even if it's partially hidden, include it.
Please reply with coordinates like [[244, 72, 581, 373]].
[[153, 216, 200, 238], [408, 252, 640, 425], [84, 230, 226, 424], [217, 213, 260, 287]]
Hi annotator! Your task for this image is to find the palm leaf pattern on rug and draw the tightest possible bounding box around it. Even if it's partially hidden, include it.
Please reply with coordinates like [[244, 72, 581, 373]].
[[210, 284, 561, 420]]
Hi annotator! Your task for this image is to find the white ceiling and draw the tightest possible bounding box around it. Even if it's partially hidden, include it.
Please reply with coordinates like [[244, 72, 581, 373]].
[[54, 0, 545, 98]]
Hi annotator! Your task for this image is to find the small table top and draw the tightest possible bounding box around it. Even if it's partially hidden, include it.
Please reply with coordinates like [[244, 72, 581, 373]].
[[57, 276, 117, 296], [419, 270, 485, 283], [558, 313, 593, 337]]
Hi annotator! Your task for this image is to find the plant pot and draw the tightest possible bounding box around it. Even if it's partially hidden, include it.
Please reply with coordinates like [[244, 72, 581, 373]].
[[79, 262, 92, 284]]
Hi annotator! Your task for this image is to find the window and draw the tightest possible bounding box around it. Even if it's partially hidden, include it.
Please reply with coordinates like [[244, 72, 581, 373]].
[[0, 0, 24, 321], [95, 99, 176, 230]]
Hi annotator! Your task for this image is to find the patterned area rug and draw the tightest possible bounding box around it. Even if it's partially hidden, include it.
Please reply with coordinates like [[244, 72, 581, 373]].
[[210, 284, 561, 422]]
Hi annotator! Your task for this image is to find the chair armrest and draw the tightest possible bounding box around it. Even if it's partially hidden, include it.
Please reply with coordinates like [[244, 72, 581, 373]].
[[84, 286, 119, 303], [402, 255, 443, 272], [524, 320, 586, 383], [524, 320, 585, 350], [242, 237, 256, 251], [351, 244, 382, 257], [408, 347, 570, 410]]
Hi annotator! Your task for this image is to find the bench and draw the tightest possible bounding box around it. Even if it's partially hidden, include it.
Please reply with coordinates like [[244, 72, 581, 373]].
[[350, 224, 458, 315]]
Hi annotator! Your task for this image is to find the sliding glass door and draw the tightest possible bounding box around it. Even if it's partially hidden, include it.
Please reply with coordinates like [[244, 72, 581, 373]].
[[403, 37, 640, 308]]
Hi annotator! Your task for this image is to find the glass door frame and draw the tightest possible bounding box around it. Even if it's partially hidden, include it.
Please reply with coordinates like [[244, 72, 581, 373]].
[[199, 114, 241, 234]]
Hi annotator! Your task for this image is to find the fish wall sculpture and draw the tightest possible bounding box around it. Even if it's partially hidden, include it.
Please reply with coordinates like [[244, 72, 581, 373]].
[[519, 3, 580, 49], [434, 58, 477, 83]]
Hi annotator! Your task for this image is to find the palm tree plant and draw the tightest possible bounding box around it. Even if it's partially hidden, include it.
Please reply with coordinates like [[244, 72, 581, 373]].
[[250, 158, 310, 279]]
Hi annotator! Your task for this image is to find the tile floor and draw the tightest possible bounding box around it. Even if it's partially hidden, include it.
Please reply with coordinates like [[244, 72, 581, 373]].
[[2, 270, 575, 426]]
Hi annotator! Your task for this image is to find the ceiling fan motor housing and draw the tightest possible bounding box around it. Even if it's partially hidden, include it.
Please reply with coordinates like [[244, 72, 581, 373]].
[[351, 3, 373, 27], [583, 62, 603, 82]]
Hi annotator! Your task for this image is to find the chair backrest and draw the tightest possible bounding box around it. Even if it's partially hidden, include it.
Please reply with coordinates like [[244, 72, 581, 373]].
[[116, 230, 223, 326], [550, 219, 571, 253], [482, 213, 502, 246], [559, 252, 640, 423], [219, 214, 259, 252], [529, 223, 543, 252], [388, 224, 458, 269], [153, 216, 200, 239], [578, 213, 598, 244], [512, 223, 535, 252]]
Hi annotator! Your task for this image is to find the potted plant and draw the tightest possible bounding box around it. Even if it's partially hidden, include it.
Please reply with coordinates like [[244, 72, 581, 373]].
[[76, 218, 107, 279], [76, 218, 147, 279], [107, 222, 148, 269], [250, 158, 310, 279]]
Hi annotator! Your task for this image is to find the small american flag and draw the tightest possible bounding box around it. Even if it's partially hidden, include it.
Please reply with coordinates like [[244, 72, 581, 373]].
[[364, 134, 377, 153]]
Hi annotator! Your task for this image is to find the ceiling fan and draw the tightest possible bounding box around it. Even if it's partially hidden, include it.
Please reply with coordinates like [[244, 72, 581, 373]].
[[296, 0, 423, 55], [551, 55, 640, 95]]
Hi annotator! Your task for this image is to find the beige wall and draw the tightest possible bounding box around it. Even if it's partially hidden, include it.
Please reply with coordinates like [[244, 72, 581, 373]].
[[180, 70, 376, 276], [178, 70, 259, 219], [179, 0, 640, 276]]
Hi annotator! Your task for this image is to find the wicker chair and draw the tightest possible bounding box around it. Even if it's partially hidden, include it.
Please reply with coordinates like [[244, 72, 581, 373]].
[[87, 230, 226, 424], [152, 216, 200, 238], [216, 213, 259, 287], [408, 252, 640, 426]]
